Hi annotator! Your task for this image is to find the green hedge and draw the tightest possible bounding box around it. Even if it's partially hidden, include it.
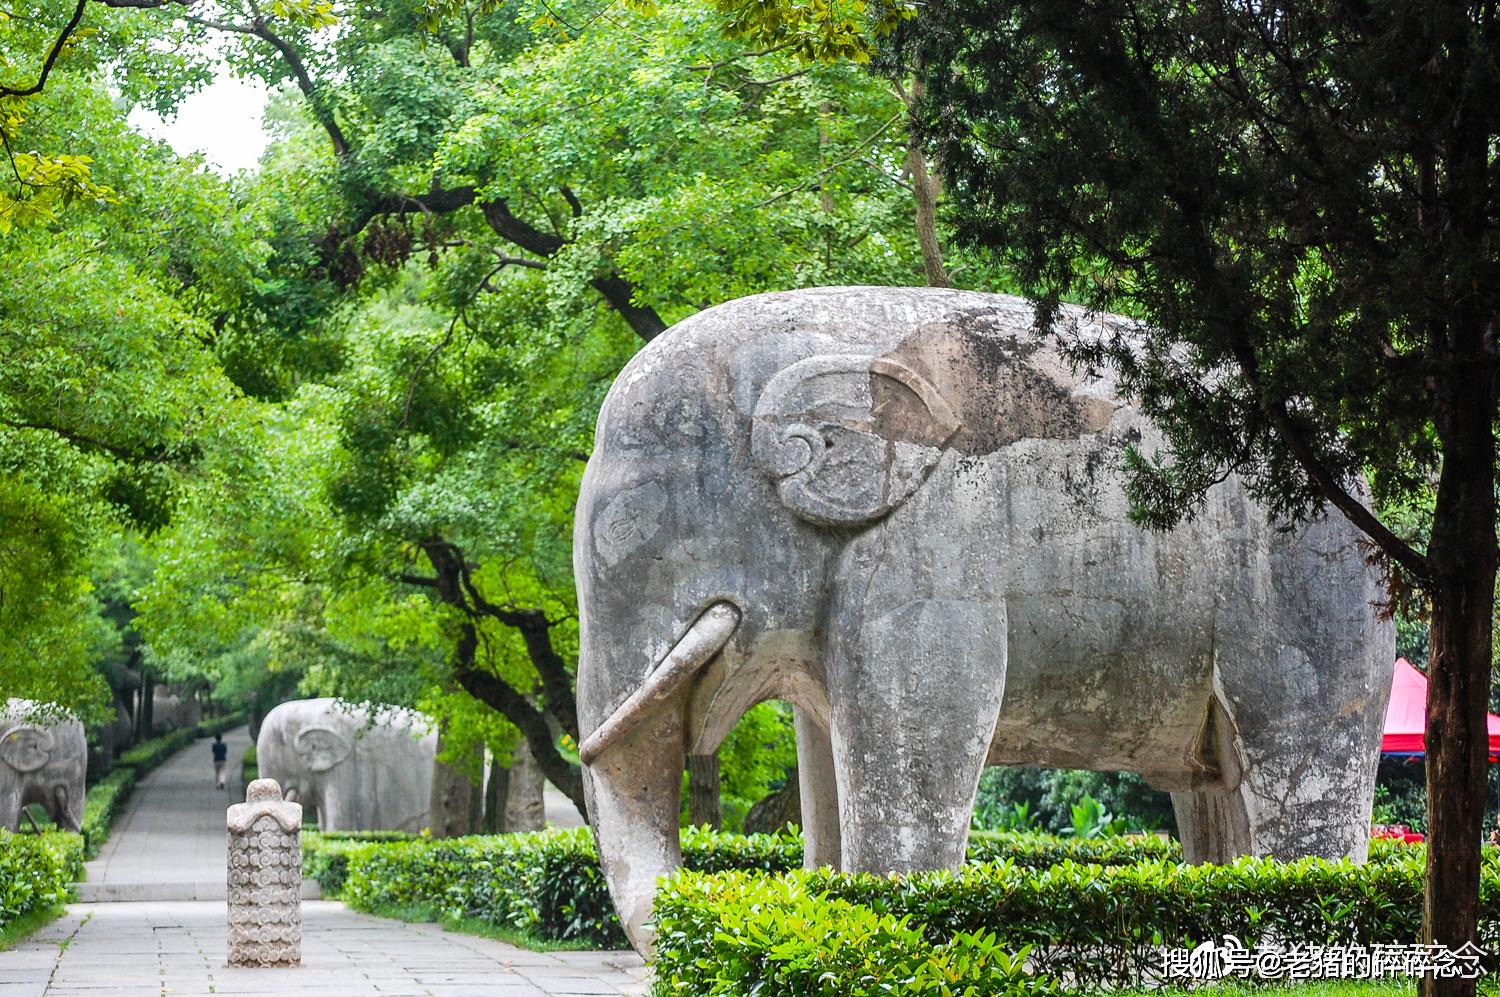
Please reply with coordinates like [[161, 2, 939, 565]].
[[966, 829, 1181, 867], [653, 872, 1059, 997], [196, 711, 249, 738], [0, 831, 83, 932], [320, 826, 802, 948], [116, 728, 194, 771], [652, 853, 1461, 993], [81, 768, 137, 856], [313, 827, 1202, 950]]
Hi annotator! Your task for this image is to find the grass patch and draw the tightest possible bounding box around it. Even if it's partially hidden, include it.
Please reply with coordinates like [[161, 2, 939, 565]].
[[0, 904, 66, 952], [355, 900, 596, 953]]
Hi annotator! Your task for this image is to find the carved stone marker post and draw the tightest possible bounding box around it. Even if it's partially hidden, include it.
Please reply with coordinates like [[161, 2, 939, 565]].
[[227, 777, 302, 967]]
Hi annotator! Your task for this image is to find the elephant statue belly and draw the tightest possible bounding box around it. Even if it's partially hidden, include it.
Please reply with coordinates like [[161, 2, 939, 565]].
[[256, 699, 437, 833], [1, 699, 86, 833], [574, 287, 1395, 954]]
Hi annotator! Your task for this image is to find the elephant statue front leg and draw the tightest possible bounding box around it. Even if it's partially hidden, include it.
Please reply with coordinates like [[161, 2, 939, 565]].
[[826, 593, 1008, 874]]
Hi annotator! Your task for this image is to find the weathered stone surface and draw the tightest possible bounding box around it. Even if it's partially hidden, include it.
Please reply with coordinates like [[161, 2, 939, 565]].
[[227, 778, 302, 967], [573, 287, 1396, 954], [0, 699, 85, 832], [256, 699, 437, 833]]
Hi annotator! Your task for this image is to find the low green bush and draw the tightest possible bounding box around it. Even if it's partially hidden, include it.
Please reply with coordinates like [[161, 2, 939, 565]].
[[330, 826, 802, 948], [80, 768, 137, 856], [653, 872, 1059, 997], [652, 853, 1457, 993], [196, 712, 249, 738], [116, 729, 194, 771], [302, 831, 415, 895], [0, 831, 83, 933], [966, 829, 1181, 866]]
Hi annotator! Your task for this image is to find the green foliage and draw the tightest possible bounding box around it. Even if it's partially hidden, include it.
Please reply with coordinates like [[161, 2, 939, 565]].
[[653, 851, 1456, 992], [314, 825, 1186, 951], [652, 873, 1057, 997], [195, 713, 250, 738], [80, 769, 136, 858], [972, 767, 1175, 835], [0, 832, 83, 933], [322, 826, 803, 948]]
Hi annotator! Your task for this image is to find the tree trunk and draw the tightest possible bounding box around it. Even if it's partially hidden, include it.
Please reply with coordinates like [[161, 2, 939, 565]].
[[138, 671, 154, 740], [743, 767, 801, 835], [428, 730, 478, 838], [1420, 367, 1496, 997], [900, 75, 948, 288], [687, 752, 721, 830], [484, 757, 510, 833], [504, 741, 547, 832]]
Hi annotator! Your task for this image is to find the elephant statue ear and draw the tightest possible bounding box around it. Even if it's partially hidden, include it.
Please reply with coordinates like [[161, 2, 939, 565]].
[[751, 354, 961, 527], [294, 726, 353, 773], [0, 725, 54, 773]]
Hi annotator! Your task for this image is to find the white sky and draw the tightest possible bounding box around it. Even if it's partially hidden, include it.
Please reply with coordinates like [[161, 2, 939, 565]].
[[128, 69, 271, 175]]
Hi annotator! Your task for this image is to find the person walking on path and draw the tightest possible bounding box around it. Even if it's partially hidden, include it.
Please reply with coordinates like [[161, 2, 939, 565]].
[[212, 734, 229, 790]]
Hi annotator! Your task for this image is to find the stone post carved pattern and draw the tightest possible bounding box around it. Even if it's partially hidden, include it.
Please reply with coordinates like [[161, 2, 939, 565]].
[[227, 777, 302, 967]]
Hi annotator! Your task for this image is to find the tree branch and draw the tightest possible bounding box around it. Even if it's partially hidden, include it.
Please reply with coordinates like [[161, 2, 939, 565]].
[[0, 0, 86, 100], [0, 418, 172, 464], [185, 13, 349, 157]]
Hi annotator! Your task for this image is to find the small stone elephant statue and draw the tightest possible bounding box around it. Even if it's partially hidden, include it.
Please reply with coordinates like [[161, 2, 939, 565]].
[[1, 699, 86, 833]]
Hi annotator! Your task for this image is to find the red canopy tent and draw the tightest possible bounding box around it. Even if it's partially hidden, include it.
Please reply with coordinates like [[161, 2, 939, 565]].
[[1381, 657, 1500, 758]]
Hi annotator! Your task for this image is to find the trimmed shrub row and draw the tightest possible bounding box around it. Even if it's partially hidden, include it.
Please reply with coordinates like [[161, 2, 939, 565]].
[[0, 831, 84, 932], [651, 853, 1467, 993], [196, 712, 249, 738], [307, 827, 1235, 951], [310, 826, 803, 948]]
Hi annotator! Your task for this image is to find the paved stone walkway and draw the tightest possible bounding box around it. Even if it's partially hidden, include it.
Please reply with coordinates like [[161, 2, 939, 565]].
[[80, 728, 253, 902], [2, 729, 648, 995], [1, 902, 647, 997]]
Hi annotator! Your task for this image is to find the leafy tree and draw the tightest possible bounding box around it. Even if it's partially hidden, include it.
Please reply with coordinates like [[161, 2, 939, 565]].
[[907, 3, 1499, 991], [0, 26, 257, 717], [136, 0, 924, 817]]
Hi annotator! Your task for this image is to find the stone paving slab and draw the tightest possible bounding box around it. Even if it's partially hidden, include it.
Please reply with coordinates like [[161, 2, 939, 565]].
[[0, 902, 648, 996]]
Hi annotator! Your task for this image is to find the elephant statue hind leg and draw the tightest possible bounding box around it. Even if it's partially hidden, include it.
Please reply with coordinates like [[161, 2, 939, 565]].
[[793, 706, 842, 869]]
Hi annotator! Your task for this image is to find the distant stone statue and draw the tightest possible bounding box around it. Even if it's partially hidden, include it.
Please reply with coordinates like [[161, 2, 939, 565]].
[[227, 778, 301, 967], [0, 699, 85, 833], [256, 699, 439, 833], [572, 287, 1395, 954]]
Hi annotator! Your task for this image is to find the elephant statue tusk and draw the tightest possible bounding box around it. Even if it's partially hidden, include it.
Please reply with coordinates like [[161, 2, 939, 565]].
[[579, 602, 741, 766]]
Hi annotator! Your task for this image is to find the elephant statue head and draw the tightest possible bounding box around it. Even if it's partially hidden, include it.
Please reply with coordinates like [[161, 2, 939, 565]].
[[293, 725, 353, 773], [749, 354, 961, 527]]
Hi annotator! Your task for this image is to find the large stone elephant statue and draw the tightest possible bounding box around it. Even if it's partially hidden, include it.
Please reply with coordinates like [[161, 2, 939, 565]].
[[1, 700, 86, 832], [256, 699, 437, 833], [574, 287, 1395, 953]]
